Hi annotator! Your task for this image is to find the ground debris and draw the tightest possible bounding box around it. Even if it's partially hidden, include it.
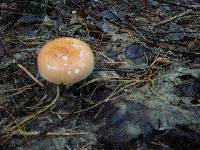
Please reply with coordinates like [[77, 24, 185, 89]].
[[1, 0, 200, 149]]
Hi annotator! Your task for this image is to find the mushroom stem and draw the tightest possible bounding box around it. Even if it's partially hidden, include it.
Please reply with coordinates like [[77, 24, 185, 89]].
[[64, 83, 73, 90]]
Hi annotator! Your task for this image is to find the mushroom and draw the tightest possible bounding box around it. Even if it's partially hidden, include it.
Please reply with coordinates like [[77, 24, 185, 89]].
[[37, 37, 94, 85], [32, 37, 94, 119]]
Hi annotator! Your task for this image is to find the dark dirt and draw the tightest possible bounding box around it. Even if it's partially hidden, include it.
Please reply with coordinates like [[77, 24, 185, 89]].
[[0, 0, 200, 150]]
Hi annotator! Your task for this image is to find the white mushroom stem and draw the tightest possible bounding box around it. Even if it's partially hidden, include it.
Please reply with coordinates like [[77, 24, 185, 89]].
[[64, 83, 73, 90]]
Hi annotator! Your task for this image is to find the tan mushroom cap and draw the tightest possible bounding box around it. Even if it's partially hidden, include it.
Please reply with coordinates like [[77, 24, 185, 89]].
[[37, 37, 94, 85]]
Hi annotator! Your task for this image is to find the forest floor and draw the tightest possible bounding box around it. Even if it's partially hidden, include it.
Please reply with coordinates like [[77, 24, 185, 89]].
[[0, 0, 200, 149]]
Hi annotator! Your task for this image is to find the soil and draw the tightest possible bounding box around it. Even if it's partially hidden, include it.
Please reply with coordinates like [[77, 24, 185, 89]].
[[0, 0, 200, 149]]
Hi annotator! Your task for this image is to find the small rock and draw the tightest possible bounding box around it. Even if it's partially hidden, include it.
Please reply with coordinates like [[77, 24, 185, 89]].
[[175, 78, 200, 98], [97, 101, 154, 144], [125, 43, 154, 64], [99, 9, 125, 22], [111, 33, 130, 42], [93, 71, 120, 78], [96, 21, 119, 33]]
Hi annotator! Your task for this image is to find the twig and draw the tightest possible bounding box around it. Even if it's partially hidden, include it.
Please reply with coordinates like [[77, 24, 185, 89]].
[[94, 105, 105, 119], [5, 83, 38, 98], [0, 106, 15, 121], [129, 24, 148, 42], [78, 77, 138, 88], [3, 83, 37, 93], [13, 131, 91, 136], [157, 0, 200, 10], [6, 85, 60, 130], [74, 81, 139, 114], [0, 35, 44, 87], [155, 9, 193, 26], [17, 63, 44, 87], [93, 50, 115, 62]]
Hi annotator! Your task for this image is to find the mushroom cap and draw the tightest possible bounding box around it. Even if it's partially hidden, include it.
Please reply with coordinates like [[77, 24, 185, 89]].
[[37, 37, 94, 85]]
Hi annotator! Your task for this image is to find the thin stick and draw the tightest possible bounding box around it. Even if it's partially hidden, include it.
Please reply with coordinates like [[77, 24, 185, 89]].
[[94, 105, 105, 119], [93, 50, 115, 62], [155, 9, 193, 26], [7, 85, 60, 130], [74, 82, 131, 114], [0, 36, 44, 87], [17, 64, 44, 87], [78, 77, 136, 88], [14, 131, 91, 136]]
